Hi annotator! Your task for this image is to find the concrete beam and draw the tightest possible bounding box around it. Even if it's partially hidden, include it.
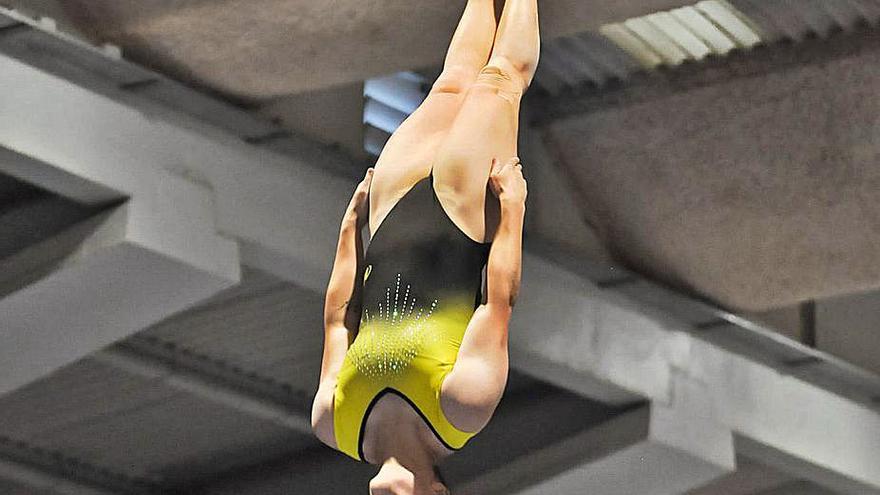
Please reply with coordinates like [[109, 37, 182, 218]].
[[439, 387, 636, 494], [0, 57, 242, 395], [685, 456, 796, 495], [754, 480, 838, 495], [0, 146, 119, 207], [451, 405, 732, 495], [0, 201, 237, 396], [199, 385, 619, 495], [0, 51, 354, 294], [199, 384, 725, 495], [0, 0, 86, 38], [509, 251, 880, 493], [0, 36, 359, 403], [0, 193, 95, 261]]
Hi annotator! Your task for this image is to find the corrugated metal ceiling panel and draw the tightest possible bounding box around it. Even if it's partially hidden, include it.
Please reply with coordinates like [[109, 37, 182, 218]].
[[534, 0, 880, 95], [0, 478, 40, 495], [648, 11, 713, 60], [0, 359, 177, 441], [27, 392, 311, 481], [139, 269, 324, 395]]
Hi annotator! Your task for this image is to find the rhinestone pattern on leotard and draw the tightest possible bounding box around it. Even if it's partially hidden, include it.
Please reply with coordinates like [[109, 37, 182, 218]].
[[347, 273, 439, 380]]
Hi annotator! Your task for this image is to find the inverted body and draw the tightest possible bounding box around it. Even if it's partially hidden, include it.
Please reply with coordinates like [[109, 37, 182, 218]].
[[333, 173, 492, 462]]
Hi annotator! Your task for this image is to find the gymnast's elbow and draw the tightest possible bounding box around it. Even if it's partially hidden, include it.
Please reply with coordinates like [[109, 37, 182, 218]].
[[508, 280, 521, 308], [486, 268, 521, 312]]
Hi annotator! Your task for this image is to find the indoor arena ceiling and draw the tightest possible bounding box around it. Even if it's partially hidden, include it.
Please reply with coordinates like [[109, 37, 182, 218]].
[[2, 1, 880, 494], [14, 0, 878, 99], [531, 0, 880, 92], [29, 0, 697, 100], [529, 0, 880, 311], [4, 0, 879, 316]]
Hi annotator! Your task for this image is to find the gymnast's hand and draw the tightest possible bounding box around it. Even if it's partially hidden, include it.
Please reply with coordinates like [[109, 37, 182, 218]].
[[347, 167, 374, 227], [488, 157, 527, 205]]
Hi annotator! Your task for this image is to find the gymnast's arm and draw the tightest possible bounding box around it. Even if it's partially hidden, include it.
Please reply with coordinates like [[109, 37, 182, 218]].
[[485, 158, 527, 315], [319, 169, 372, 384]]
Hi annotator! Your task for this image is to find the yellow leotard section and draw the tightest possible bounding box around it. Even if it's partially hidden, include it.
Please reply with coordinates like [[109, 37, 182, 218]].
[[333, 290, 478, 462]]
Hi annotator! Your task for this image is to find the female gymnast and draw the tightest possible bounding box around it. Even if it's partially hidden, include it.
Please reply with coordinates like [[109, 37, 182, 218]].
[[311, 0, 539, 493]]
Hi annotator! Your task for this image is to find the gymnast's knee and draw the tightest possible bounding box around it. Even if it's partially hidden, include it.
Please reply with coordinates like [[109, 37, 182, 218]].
[[431, 64, 476, 95], [475, 56, 527, 101]]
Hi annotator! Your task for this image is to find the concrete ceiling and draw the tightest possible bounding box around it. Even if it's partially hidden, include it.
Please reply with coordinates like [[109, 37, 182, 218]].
[[534, 26, 880, 312], [49, 0, 697, 100]]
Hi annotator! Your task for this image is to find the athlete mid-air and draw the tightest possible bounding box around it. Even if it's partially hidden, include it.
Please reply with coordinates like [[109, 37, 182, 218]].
[[311, 0, 539, 493]]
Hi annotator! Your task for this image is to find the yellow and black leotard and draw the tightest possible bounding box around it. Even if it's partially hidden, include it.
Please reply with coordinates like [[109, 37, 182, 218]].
[[333, 171, 492, 463]]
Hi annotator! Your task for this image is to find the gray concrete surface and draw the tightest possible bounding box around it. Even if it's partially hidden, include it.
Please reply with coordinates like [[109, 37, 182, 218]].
[[42, 0, 696, 99], [511, 251, 880, 493], [258, 81, 369, 162], [817, 289, 880, 376], [538, 29, 880, 311]]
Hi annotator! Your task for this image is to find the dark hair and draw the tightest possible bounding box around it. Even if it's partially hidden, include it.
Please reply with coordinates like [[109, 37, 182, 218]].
[[432, 465, 451, 495], [432, 465, 446, 484]]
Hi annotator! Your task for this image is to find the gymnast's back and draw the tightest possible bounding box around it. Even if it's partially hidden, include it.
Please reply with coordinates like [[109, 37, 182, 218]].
[[331, 172, 492, 463]]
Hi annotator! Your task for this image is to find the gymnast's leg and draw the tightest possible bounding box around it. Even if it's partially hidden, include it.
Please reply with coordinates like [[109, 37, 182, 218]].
[[430, 0, 540, 245], [436, 0, 539, 434], [309, 0, 499, 456], [367, 0, 497, 239]]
